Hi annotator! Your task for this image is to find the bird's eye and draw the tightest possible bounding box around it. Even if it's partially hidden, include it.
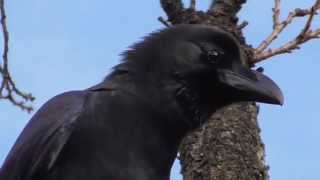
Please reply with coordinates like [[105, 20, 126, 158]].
[[206, 49, 222, 64], [196, 42, 223, 65]]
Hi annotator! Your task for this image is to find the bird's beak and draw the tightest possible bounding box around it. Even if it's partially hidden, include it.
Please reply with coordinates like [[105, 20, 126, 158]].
[[217, 64, 284, 105]]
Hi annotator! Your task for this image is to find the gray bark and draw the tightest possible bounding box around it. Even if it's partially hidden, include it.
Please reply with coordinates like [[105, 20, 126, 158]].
[[160, 0, 269, 179]]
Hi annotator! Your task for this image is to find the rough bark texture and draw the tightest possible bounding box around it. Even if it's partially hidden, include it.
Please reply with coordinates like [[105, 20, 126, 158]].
[[160, 0, 269, 179], [180, 103, 268, 180]]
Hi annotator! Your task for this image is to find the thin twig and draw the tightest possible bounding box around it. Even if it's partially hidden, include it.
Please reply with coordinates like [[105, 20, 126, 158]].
[[299, 3, 317, 37], [254, 0, 320, 62], [0, 0, 34, 112], [237, 21, 249, 30], [158, 16, 172, 27], [209, 0, 246, 16], [272, 0, 281, 29], [160, 0, 184, 23]]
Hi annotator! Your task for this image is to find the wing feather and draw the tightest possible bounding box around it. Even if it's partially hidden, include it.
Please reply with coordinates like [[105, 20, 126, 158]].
[[0, 91, 87, 180]]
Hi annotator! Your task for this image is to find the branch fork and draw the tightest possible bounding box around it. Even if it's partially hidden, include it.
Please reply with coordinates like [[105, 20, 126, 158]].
[[254, 0, 320, 62], [0, 0, 34, 112]]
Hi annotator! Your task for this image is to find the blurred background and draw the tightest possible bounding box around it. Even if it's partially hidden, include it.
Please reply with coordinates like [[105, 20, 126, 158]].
[[1, 1, 319, 179]]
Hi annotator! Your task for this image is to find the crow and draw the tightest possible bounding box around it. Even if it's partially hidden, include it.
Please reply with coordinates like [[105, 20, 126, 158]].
[[0, 25, 283, 180]]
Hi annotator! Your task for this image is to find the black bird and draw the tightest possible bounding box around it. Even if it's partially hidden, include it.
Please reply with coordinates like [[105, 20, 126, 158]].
[[0, 25, 283, 180]]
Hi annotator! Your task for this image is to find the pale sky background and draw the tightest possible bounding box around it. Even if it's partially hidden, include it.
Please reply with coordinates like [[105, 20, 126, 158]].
[[1, 1, 320, 180]]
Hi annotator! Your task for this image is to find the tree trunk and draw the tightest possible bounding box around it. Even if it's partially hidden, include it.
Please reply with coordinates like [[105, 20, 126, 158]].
[[160, 0, 269, 179]]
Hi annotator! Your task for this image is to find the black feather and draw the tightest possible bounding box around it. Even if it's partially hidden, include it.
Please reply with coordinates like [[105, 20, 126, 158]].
[[0, 24, 282, 180]]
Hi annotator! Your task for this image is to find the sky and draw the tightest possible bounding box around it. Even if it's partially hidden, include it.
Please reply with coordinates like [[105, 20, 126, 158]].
[[0, 0, 320, 180]]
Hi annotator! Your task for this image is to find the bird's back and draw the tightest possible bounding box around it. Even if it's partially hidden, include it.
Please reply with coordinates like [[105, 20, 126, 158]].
[[0, 90, 87, 180], [0, 87, 172, 180]]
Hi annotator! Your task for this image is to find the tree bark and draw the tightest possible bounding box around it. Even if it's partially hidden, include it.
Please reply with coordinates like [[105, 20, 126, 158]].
[[160, 0, 269, 179]]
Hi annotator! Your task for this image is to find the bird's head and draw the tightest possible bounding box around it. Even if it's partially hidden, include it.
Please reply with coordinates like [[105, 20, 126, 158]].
[[168, 25, 283, 101], [111, 24, 283, 128]]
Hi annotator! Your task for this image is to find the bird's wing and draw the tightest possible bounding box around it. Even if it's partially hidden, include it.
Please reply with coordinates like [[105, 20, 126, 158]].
[[0, 91, 87, 180]]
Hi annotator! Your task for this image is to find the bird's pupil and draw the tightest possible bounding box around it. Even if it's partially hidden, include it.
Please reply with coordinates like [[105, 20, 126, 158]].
[[208, 50, 219, 57], [197, 42, 221, 64], [207, 50, 220, 64]]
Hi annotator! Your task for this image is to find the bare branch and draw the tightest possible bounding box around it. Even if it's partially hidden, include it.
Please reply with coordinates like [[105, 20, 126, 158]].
[[299, 2, 317, 37], [272, 0, 281, 29], [209, 0, 246, 17], [160, 0, 184, 22], [237, 20, 249, 30], [254, 0, 320, 62], [0, 0, 34, 112], [158, 16, 172, 27]]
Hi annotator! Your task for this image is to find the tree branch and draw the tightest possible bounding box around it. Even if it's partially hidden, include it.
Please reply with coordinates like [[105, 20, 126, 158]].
[[272, 0, 281, 29], [0, 0, 34, 112], [161, 1, 269, 179], [210, 0, 246, 18], [160, 0, 184, 22], [254, 0, 320, 62], [160, 0, 320, 179], [158, 16, 172, 27]]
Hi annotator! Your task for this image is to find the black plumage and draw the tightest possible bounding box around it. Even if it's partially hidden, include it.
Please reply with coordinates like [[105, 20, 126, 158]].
[[0, 25, 283, 180]]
